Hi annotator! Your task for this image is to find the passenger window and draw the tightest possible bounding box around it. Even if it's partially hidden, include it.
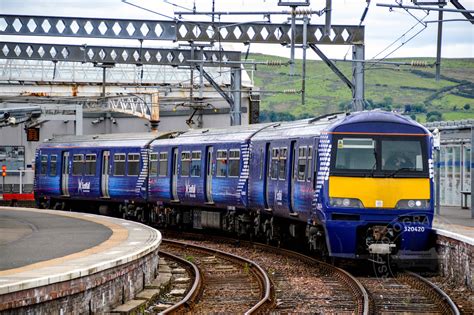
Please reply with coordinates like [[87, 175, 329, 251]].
[[191, 151, 202, 177], [113, 153, 126, 176], [159, 152, 168, 176], [307, 146, 313, 182], [72, 154, 84, 176], [297, 147, 307, 181], [85, 154, 97, 176], [228, 149, 240, 177], [271, 148, 279, 180], [40, 155, 48, 175], [49, 155, 57, 177], [181, 152, 191, 177], [150, 153, 158, 176], [279, 147, 287, 180], [216, 150, 228, 177], [128, 153, 140, 176]]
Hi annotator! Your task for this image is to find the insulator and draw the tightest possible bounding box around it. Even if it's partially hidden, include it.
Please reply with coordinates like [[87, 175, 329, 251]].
[[410, 60, 428, 68], [283, 89, 298, 94], [265, 60, 283, 66], [294, 8, 312, 16]]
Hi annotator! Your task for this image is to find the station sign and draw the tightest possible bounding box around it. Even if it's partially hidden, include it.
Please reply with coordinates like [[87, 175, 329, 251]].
[[26, 128, 40, 142]]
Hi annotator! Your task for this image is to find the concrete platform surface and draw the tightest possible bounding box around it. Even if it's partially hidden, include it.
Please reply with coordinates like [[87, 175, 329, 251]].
[[434, 206, 474, 245], [0, 207, 161, 295]]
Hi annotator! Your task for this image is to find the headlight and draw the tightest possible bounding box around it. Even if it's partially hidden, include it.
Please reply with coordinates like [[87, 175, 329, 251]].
[[396, 199, 430, 209], [330, 198, 364, 208]]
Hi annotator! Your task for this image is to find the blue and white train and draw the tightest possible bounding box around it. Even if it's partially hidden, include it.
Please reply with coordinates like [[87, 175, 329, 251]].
[[34, 111, 435, 259]]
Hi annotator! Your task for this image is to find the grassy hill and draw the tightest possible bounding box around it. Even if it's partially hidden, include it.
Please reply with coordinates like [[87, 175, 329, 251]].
[[247, 54, 474, 122]]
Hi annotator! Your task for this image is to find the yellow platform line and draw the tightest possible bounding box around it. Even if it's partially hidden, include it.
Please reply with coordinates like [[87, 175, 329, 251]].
[[0, 208, 129, 276]]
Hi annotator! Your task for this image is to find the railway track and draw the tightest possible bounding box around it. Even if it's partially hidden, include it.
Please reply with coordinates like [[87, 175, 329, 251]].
[[163, 232, 370, 314], [358, 269, 460, 314], [158, 239, 273, 314]]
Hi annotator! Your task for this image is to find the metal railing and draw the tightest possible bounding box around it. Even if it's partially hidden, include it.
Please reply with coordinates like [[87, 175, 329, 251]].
[[0, 169, 35, 194]]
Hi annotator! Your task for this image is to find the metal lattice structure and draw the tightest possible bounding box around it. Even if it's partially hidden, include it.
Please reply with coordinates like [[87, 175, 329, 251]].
[[0, 41, 241, 67], [0, 15, 364, 45]]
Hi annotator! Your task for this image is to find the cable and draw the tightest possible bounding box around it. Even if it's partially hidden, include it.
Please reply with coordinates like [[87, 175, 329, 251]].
[[122, 0, 177, 21]]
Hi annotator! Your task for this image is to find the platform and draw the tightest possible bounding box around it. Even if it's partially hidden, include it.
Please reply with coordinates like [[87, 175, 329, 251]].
[[434, 206, 474, 243], [0, 207, 161, 313]]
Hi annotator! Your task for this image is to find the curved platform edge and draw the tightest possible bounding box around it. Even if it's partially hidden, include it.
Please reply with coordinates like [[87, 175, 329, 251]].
[[0, 207, 162, 314]]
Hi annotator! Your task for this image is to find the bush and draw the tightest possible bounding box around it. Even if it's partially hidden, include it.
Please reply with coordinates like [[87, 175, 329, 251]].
[[464, 104, 471, 110]]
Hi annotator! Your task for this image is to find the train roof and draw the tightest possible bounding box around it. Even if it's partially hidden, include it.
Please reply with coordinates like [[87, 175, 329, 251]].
[[150, 123, 275, 146], [39, 132, 173, 148], [328, 110, 430, 134]]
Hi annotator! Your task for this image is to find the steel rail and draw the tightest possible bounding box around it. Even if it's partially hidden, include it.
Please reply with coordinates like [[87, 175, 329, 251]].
[[158, 250, 202, 314], [161, 238, 274, 314], [401, 271, 460, 315]]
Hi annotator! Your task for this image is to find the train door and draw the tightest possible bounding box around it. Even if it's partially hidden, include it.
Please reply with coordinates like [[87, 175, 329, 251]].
[[101, 150, 110, 198], [171, 147, 179, 202], [205, 146, 214, 203], [289, 140, 296, 213], [61, 151, 70, 196], [264, 142, 270, 209]]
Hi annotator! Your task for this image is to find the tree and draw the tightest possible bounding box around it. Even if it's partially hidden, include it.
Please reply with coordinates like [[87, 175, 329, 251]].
[[426, 111, 442, 122], [464, 104, 471, 110]]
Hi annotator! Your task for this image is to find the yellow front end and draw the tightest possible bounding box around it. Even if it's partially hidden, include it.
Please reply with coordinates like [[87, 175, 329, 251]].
[[329, 176, 430, 208]]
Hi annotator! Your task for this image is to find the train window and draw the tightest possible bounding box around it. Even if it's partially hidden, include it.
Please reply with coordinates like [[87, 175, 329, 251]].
[[279, 147, 287, 180], [216, 150, 228, 177], [49, 155, 57, 177], [381, 140, 423, 171], [40, 155, 48, 175], [159, 152, 168, 176], [229, 149, 240, 177], [307, 146, 313, 182], [72, 154, 84, 175], [181, 152, 191, 177], [113, 153, 126, 176], [191, 151, 202, 177], [150, 153, 158, 176], [297, 147, 307, 181], [85, 154, 97, 176], [271, 148, 279, 180], [128, 153, 140, 176], [335, 138, 376, 171], [259, 148, 264, 179]]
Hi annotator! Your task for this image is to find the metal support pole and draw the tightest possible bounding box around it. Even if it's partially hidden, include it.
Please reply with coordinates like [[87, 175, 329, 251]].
[[230, 68, 242, 126], [19, 169, 23, 194], [324, 0, 332, 36], [471, 127, 473, 216], [102, 67, 106, 97], [435, 148, 441, 215], [302, 15, 308, 106], [75, 104, 83, 136], [290, 6, 296, 76], [352, 44, 365, 111], [435, 8, 444, 81]]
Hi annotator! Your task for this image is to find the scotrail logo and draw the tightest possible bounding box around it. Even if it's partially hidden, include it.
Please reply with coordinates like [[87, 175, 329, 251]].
[[78, 178, 91, 193]]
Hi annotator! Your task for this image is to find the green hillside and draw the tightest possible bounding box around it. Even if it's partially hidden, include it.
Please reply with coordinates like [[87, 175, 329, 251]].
[[247, 54, 474, 123]]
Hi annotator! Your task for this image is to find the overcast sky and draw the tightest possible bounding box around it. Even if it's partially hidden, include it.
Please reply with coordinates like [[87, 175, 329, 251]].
[[1, 0, 473, 60]]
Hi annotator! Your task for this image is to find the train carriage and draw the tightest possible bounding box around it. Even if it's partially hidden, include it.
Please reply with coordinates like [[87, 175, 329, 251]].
[[34, 110, 435, 261]]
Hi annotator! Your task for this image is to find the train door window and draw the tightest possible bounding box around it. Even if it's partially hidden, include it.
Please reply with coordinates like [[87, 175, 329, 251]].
[[297, 147, 307, 181], [181, 151, 191, 177], [40, 155, 48, 175], [216, 150, 228, 177], [191, 151, 202, 177], [259, 148, 264, 179], [159, 152, 168, 176], [85, 154, 97, 176], [127, 153, 140, 176], [271, 148, 279, 180], [49, 155, 57, 177], [307, 146, 313, 182], [113, 153, 126, 176], [279, 147, 287, 180], [229, 149, 240, 177], [72, 154, 84, 175], [150, 152, 158, 176]]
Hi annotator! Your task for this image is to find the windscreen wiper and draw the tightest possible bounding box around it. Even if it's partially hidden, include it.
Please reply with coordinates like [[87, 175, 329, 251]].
[[389, 167, 413, 177]]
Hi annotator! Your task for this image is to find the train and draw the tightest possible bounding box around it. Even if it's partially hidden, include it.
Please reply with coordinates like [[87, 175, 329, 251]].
[[34, 110, 435, 260]]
